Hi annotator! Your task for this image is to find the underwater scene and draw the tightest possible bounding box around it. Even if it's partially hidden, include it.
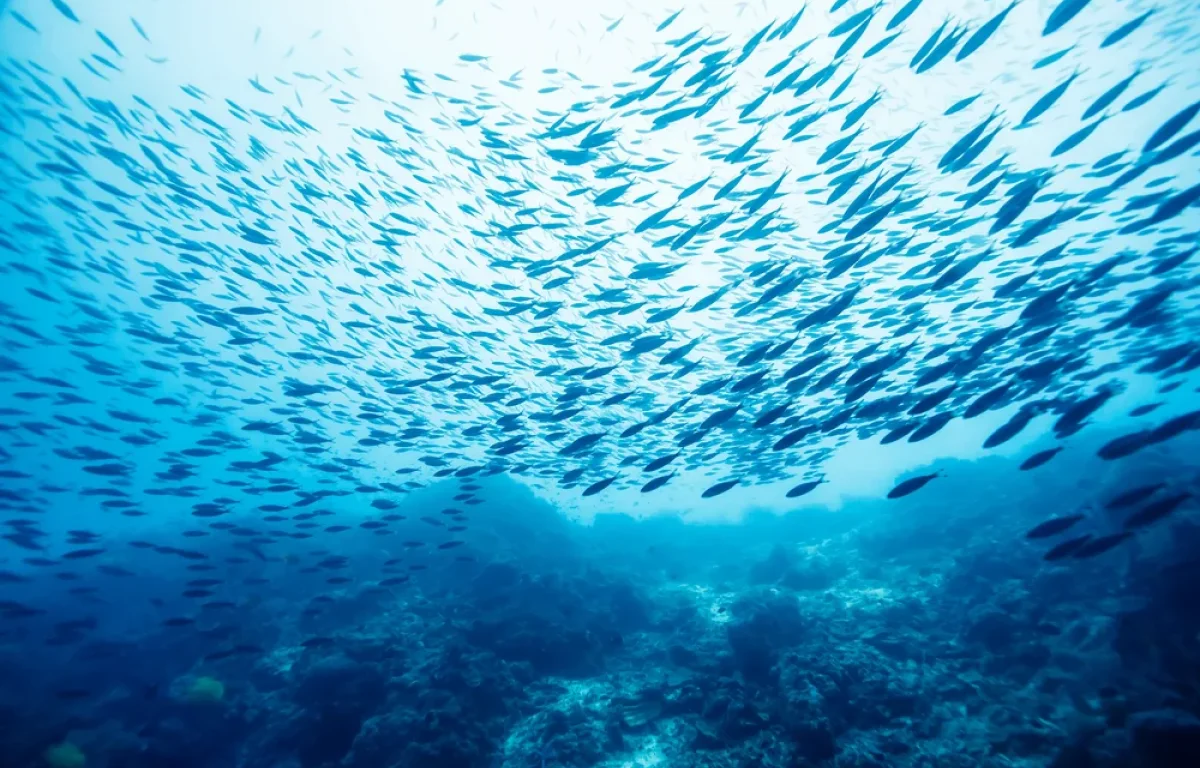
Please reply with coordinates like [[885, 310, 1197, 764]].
[[1, 0, 1199, 766]]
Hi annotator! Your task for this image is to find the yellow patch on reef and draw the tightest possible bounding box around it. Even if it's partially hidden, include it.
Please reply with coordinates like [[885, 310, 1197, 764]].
[[44, 742, 85, 768], [186, 675, 226, 702]]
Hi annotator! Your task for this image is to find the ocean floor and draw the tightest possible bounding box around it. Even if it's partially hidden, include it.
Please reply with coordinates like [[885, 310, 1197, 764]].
[[4, 449, 1200, 768]]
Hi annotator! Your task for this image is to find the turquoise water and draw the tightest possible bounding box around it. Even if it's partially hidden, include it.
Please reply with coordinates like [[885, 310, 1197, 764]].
[[1, 1, 1199, 766]]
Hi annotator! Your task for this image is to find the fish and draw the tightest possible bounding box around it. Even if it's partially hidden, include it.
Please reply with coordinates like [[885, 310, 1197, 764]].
[[1043, 535, 1093, 561], [1019, 447, 1063, 470], [0, 2, 1194, 693], [701, 479, 739, 498], [582, 476, 618, 496], [1143, 101, 1200, 153], [984, 407, 1039, 448], [1043, 0, 1093, 36], [1020, 70, 1080, 126], [887, 0, 923, 31], [785, 478, 824, 498], [1083, 69, 1142, 120], [1100, 11, 1153, 48], [51, 0, 80, 23], [1071, 532, 1133, 559], [956, 2, 1017, 62], [1122, 493, 1190, 529], [1025, 514, 1084, 539], [887, 472, 940, 499], [1104, 483, 1165, 510], [641, 474, 674, 493]]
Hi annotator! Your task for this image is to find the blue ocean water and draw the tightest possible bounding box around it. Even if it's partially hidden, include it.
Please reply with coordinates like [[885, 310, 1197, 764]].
[[1, 0, 1199, 766]]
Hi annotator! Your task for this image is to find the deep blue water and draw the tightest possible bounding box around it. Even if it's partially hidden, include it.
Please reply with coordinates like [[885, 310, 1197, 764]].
[[1, 0, 1199, 766]]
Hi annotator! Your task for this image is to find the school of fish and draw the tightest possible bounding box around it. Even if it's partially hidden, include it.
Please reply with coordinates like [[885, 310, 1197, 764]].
[[1, 0, 1200, 634]]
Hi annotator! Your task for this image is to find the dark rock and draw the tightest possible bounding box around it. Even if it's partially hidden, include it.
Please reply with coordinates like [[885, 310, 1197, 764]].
[[1128, 709, 1200, 767], [1049, 741, 1096, 768], [614, 691, 662, 733], [543, 703, 621, 768], [878, 733, 911, 755], [134, 711, 253, 768], [423, 650, 522, 721], [342, 709, 493, 768], [750, 545, 793, 585], [963, 609, 1021, 652], [1013, 642, 1052, 670], [667, 643, 700, 668], [1002, 725, 1059, 757], [473, 563, 522, 596], [791, 719, 837, 763], [465, 615, 598, 677], [862, 632, 910, 660], [606, 581, 651, 630], [881, 689, 920, 719], [691, 722, 724, 751], [720, 700, 769, 742], [726, 592, 805, 684], [604, 715, 625, 751], [661, 681, 706, 716], [108, 745, 215, 768], [543, 708, 570, 739], [295, 654, 386, 712], [287, 654, 388, 767], [780, 553, 843, 592], [703, 692, 732, 722]]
